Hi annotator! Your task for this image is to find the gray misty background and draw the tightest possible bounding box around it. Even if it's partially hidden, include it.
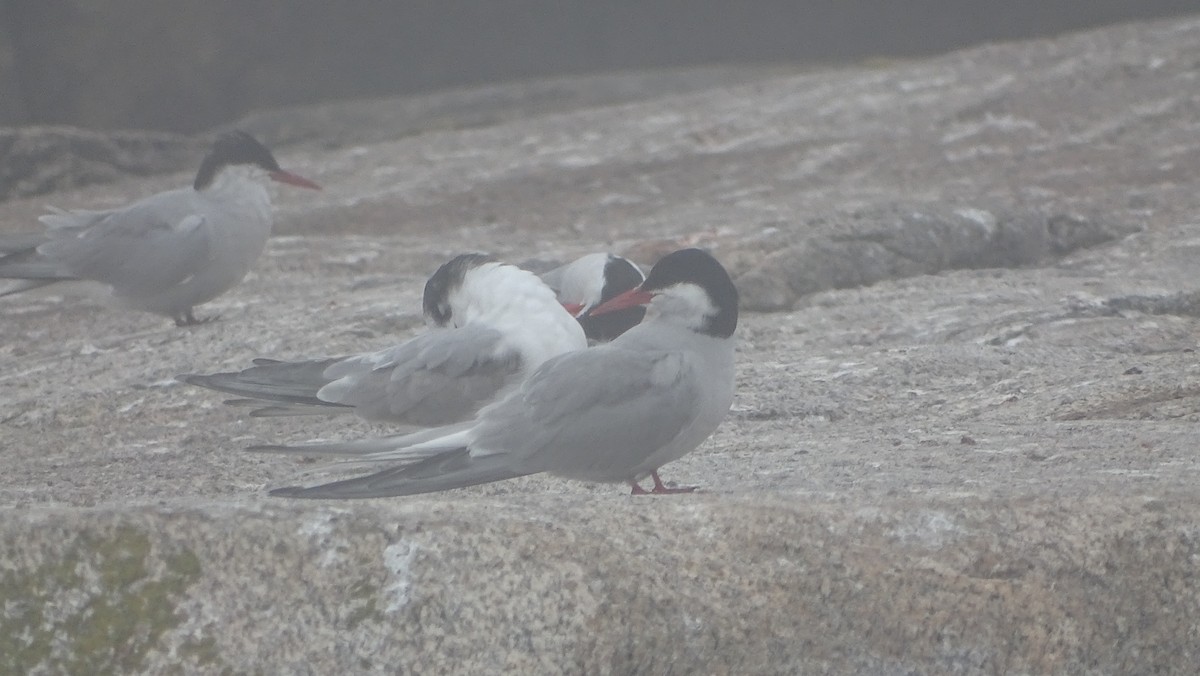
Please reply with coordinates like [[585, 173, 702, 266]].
[[0, 0, 1196, 133]]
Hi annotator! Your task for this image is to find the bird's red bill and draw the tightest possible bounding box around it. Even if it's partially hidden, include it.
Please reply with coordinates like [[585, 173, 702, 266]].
[[588, 288, 653, 316], [269, 170, 322, 190], [560, 301, 586, 315]]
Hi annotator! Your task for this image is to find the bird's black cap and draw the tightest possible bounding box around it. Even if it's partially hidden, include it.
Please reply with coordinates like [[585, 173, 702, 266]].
[[422, 253, 495, 326], [193, 130, 283, 190], [642, 248, 738, 338]]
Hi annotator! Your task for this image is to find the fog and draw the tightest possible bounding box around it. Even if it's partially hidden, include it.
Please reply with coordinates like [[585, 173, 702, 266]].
[[2, 0, 1195, 132]]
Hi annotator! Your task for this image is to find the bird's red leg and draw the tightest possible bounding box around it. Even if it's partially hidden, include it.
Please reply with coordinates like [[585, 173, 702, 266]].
[[630, 472, 698, 495], [626, 471, 699, 495], [650, 471, 697, 494]]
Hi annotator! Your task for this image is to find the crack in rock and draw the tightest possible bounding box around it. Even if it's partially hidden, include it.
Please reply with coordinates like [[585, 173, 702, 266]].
[[735, 205, 1135, 312]]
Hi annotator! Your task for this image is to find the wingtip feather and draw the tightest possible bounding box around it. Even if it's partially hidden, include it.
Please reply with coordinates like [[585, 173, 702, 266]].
[[267, 485, 312, 498]]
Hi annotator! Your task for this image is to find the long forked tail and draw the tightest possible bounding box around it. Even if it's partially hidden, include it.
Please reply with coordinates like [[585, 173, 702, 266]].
[[248, 422, 474, 460], [269, 448, 529, 499], [0, 232, 52, 254], [0, 214, 99, 295], [220, 399, 349, 418], [179, 357, 347, 410]]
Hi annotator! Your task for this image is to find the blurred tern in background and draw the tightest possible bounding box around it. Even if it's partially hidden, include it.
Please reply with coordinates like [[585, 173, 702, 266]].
[[0, 130, 320, 326], [262, 248, 738, 499], [540, 252, 645, 343]]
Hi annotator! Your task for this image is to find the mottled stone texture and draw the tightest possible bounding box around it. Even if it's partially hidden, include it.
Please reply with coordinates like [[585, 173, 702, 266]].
[[3, 498, 1196, 674], [0, 127, 200, 201], [3, 15, 1200, 675], [0, 67, 789, 202]]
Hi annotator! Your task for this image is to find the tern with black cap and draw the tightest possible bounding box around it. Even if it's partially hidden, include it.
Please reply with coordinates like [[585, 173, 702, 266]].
[[0, 130, 320, 325], [261, 248, 738, 498], [183, 253, 588, 428], [540, 252, 646, 343]]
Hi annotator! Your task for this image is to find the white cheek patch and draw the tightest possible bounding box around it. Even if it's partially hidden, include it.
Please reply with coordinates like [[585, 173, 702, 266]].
[[669, 284, 716, 314], [649, 283, 716, 329]]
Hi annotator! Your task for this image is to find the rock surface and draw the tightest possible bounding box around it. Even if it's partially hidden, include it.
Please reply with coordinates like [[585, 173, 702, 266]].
[[0, 67, 794, 202], [0, 126, 201, 202], [3, 15, 1200, 674]]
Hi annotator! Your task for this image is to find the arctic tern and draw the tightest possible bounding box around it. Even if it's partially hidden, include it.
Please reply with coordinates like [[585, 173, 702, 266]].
[[264, 247, 739, 498], [0, 130, 320, 325], [540, 252, 645, 342], [182, 253, 588, 426]]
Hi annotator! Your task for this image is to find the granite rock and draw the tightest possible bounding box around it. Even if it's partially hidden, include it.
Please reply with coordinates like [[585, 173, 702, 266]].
[[3, 15, 1200, 674], [0, 127, 200, 202]]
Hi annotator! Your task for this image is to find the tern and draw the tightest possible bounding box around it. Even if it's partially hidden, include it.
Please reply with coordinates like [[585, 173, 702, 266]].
[[0, 130, 320, 325], [182, 253, 588, 426], [540, 252, 645, 343], [264, 247, 738, 498]]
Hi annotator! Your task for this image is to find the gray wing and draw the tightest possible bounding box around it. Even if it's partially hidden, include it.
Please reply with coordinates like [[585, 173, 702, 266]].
[[249, 423, 474, 457], [180, 357, 348, 410], [270, 347, 701, 499], [317, 325, 523, 425], [473, 346, 699, 479], [187, 325, 524, 424], [35, 190, 211, 294]]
